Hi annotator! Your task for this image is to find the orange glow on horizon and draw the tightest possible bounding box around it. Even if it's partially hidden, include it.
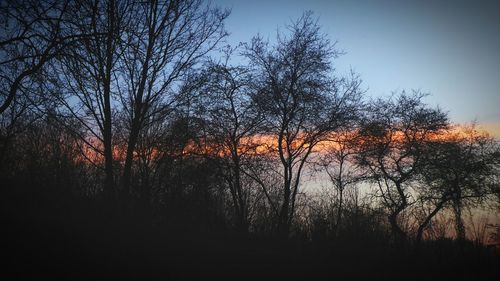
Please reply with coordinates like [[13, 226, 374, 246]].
[[75, 124, 496, 165], [477, 122, 500, 138]]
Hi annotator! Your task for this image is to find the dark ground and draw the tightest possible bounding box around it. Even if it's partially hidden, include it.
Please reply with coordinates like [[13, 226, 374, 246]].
[[2, 188, 499, 281]]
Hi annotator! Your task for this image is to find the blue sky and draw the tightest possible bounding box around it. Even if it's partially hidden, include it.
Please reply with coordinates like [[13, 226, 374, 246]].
[[214, 0, 500, 135]]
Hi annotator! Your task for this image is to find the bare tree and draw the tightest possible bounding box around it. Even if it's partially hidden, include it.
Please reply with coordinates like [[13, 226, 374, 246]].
[[118, 0, 229, 198], [245, 12, 363, 238], [315, 128, 365, 236], [54, 0, 228, 201], [357, 91, 449, 244], [55, 0, 132, 199], [198, 53, 263, 233], [416, 124, 500, 243], [0, 0, 84, 114]]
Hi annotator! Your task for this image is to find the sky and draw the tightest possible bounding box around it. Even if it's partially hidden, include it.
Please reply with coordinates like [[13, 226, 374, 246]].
[[213, 0, 500, 136]]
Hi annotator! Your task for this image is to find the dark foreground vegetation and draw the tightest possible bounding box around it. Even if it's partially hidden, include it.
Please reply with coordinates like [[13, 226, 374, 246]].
[[1, 0, 499, 280], [3, 189, 499, 280]]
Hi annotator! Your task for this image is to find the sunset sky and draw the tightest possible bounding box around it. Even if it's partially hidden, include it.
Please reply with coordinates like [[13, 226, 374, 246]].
[[214, 0, 500, 137]]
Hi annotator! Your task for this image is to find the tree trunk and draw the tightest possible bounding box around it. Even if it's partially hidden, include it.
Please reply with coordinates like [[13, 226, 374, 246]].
[[278, 186, 291, 239], [388, 209, 407, 246], [102, 0, 116, 201], [103, 124, 114, 200], [231, 147, 248, 235], [415, 200, 446, 249], [453, 200, 466, 241], [122, 112, 142, 199], [335, 187, 343, 237]]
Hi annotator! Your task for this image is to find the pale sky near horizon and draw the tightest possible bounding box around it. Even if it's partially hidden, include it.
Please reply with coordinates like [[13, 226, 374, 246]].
[[213, 0, 500, 136]]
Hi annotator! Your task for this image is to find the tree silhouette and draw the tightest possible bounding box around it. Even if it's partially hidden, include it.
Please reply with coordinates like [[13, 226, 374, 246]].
[[54, 0, 131, 199], [357, 91, 449, 244], [245, 12, 363, 238], [314, 127, 366, 237], [418, 124, 500, 243], [0, 0, 84, 114], [197, 53, 264, 234], [117, 0, 229, 199]]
